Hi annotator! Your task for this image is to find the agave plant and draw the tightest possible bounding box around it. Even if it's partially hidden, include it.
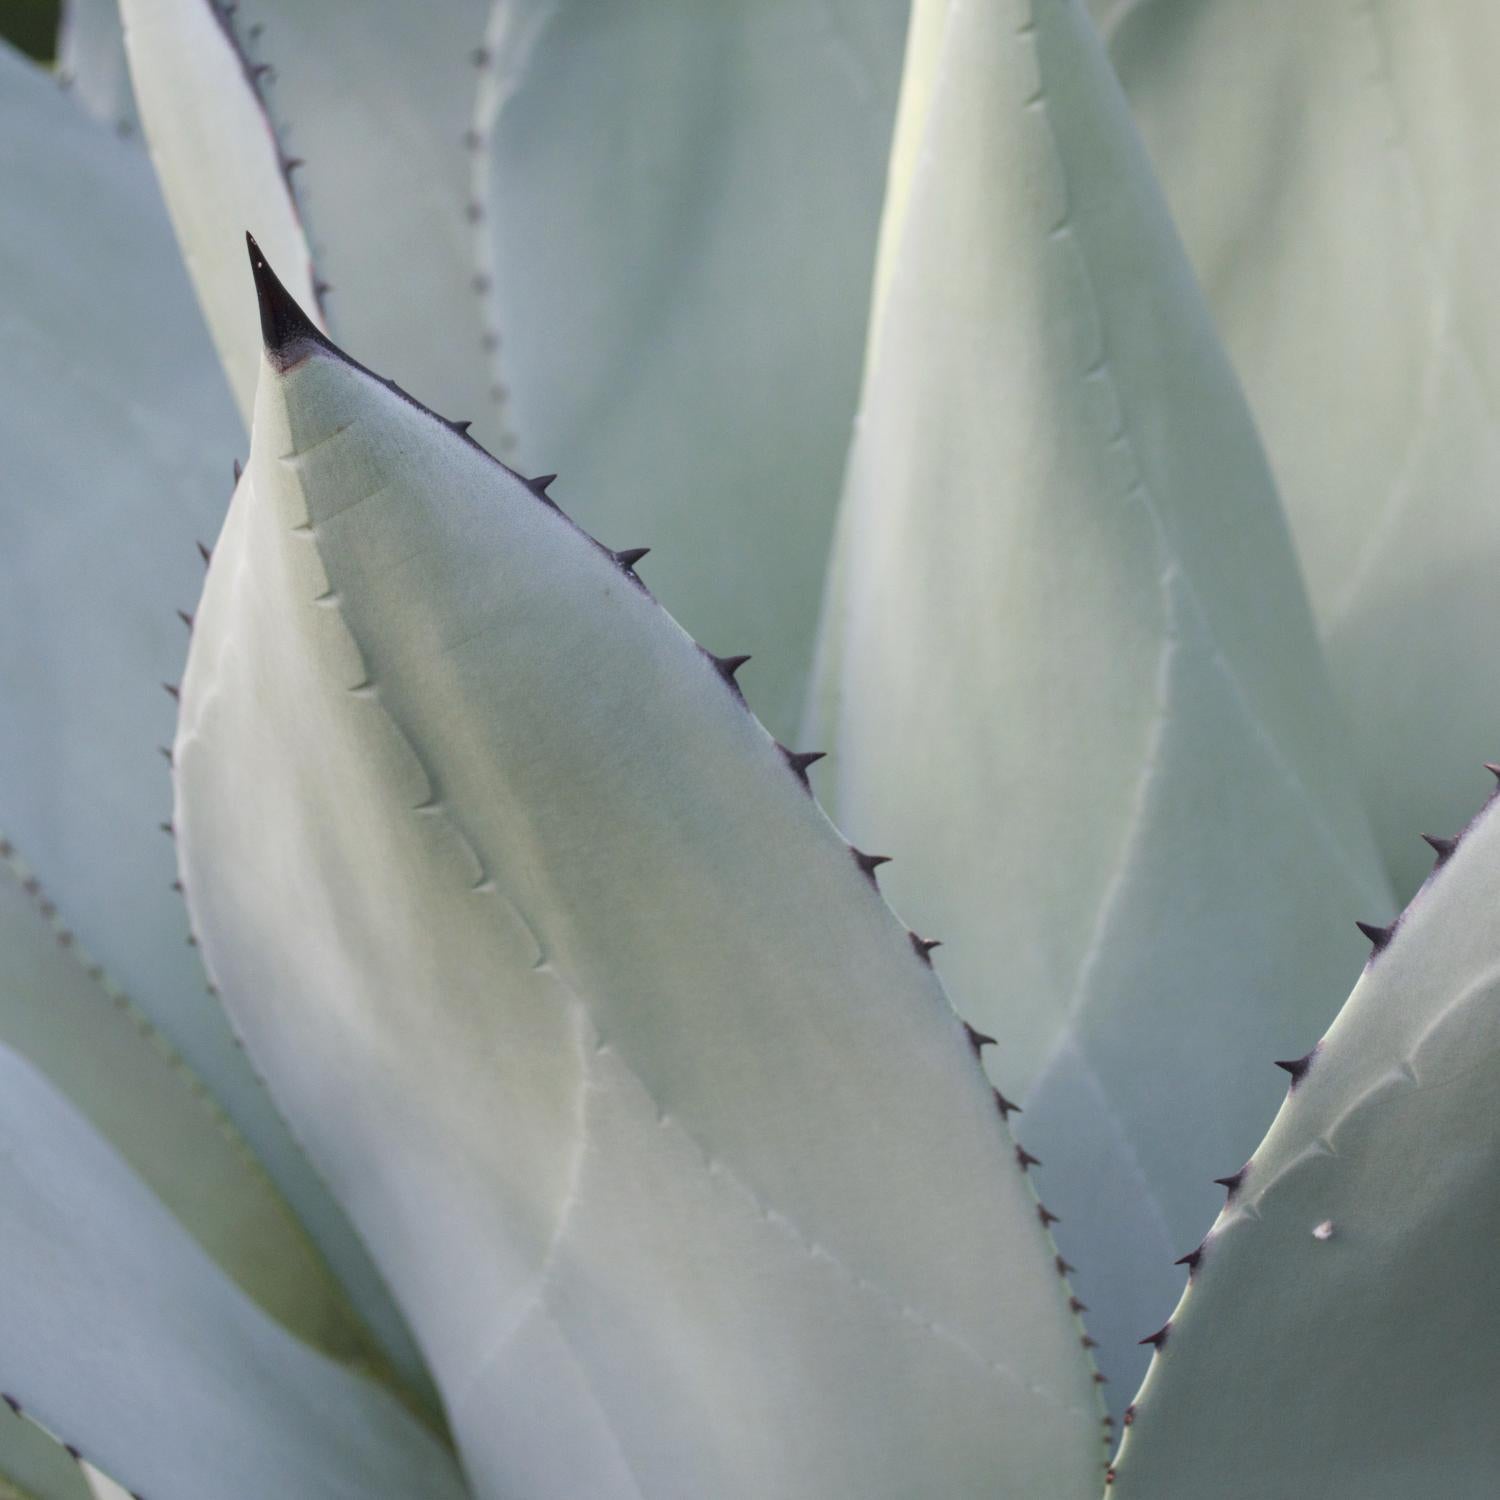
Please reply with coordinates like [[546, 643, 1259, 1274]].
[[3, 0, 1497, 1494]]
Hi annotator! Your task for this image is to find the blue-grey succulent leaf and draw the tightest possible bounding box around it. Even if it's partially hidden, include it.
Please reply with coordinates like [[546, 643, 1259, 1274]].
[[57, 0, 137, 135], [0, 1043, 468, 1500], [172, 244, 1103, 1500], [1, 1399, 91, 1500], [122, 0, 325, 421], [1110, 778, 1500, 1495], [0, 848, 379, 1362], [0, 39, 425, 1394], [229, 0, 502, 448], [473, 0, 909, 740], [1099, 0, 1500, 900], [803, 0, 1392, 1405]]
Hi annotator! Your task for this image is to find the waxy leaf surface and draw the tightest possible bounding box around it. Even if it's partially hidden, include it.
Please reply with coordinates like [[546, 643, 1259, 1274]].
[[804, 0, 1391, 1402]]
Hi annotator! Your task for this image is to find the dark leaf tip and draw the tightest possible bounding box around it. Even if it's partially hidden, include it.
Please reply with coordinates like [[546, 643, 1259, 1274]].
[[246, 232, 323, 358]]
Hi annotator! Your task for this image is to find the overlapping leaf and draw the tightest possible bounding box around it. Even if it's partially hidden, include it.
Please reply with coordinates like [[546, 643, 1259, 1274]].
[[474, 0, 909, 739], [0, 849, 370, 1357], [1098, 0, 1500, 897], [804, 0, 1392, 1401], [0, 1044, 467, 1500], [1111, 783, 1500, 1496], [173, 247, 1103, 1499], [123, 0, 324, 421], [0, 39, 422, 1391]]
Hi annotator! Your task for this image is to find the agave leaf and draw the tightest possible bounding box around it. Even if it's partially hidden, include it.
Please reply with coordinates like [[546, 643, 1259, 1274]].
[[173, 243, 1103, 1499], [0, 41, 425, 1394], [803, 0, 1392, 1403], [57, 0, 138, 135], [220, 0, 502, 449], [0, 1401, 90, 1500], [0, 1043, 468, 1500], [79, 1469, 130, 1500], [1110, 785, 1500, 1494], [473, 0, 908, 740], [122, 0, 323, 421], [1098, 0, 1500, 899], [0, 847, 376, 1359]]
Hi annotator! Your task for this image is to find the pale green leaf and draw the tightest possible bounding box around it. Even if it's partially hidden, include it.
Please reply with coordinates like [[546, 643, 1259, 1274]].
[[79, 1468, 129, 1500], [0, 41, 425, 1392], [173, 247, 1104, 1499], [0, 847, 374, 1360], [122, 0, 323, 421], [803, 0, 1392, 1403], [1100, 0, 1500, 898], [0, 1402, 89, 1500], [229, 0, 502, 449], [57, 0, 137, 135], [474, 0, 908, 740], [0, 1044, 468, 1500], [1110, 787, 1500, 1496]]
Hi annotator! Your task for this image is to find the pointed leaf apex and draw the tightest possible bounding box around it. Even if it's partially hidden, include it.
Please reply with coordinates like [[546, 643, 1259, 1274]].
[[246, 231, 321, 358]]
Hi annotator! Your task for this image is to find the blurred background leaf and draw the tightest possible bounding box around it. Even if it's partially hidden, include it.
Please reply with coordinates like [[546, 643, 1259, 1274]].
[[0, 0, 59, 60]]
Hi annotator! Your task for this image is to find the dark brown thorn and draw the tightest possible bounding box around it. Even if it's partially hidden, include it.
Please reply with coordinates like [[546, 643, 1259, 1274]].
[[1213, 1165, 1247, 1201], [171, 880, 183, 893], [614, 547, 651, 570], [197, 541, 212, 566], [450, 419, 473, 435], [232, 457, 243, 483], [1174, 1243, 1203, 1275], [963, 1022, 996, 1056], [159, 822, 174, 838], [176, 609, 194, 630], [2, 1394, 18, 1414], [158, 746, 173, 764], [1081, 1335, 1098, 1350], [283, 156, 304, 172], [1123, 1404, 1137, 1426], [246, 233, 323, 356], [1015, 1144, 1042, 1171], [1055, 1255, 1076, 1276], [64, 1444, 82, 1463], [1355, 918, 1394, 953], [711, 653, 751, 689], [1105, 1468, 1116, 1485], [1070, 1296, 1088, 1314], [909, 932, 942, 965], [1092, 1372, 1109, 1385], [1102, 1415, 1114, 1427], [851, 848, 892, 884], [162, 682, 180, 701], [527, 473, 558, 501], [1274, 1045, 1318, 1089], [1139, 1323, 1170, 1350], [1037, 1204, 1061, 1228], [778, 746, 825, 789], [1422, 832, 1457, 865], [993, 1087, 1020, 1119]]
